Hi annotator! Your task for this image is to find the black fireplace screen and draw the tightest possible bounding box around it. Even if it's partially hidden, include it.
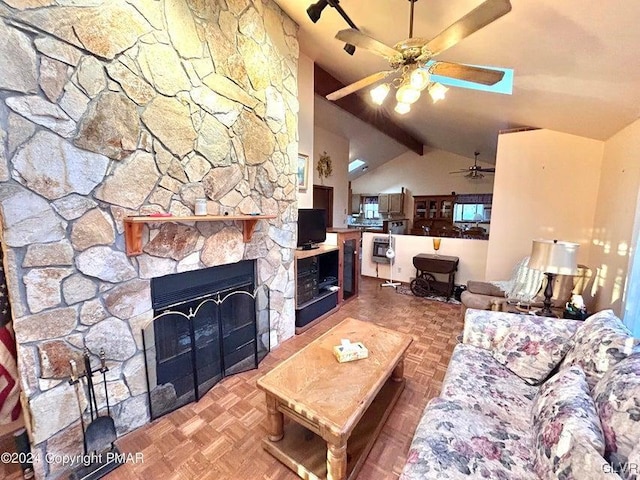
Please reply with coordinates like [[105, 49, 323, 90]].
[[143, 260, 270, 420]]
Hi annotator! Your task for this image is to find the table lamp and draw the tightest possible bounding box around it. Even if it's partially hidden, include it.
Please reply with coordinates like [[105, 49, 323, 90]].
[[528, 239, 579, 317]]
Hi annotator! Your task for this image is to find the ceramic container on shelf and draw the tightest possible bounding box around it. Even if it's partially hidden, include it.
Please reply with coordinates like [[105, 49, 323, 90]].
[[195, 198, 207, 216]]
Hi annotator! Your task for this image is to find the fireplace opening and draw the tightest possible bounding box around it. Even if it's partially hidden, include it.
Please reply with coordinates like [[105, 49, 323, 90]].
[[143, 260, 269, 419]]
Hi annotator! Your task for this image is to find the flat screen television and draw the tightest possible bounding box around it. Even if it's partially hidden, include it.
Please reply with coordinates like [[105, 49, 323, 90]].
[[297, 208, 326, 250]]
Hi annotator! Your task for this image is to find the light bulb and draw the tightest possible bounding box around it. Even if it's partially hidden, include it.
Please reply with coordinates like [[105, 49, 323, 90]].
[[370, 84, 390, 105], [394, 102, 410, 114], [395, 85, 421, 104], [409, 68, 430, 91], [428, 82, 448, 103]]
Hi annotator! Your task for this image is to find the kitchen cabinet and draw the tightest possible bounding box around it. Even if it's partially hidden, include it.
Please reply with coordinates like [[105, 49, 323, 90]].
[[350, 194, 361, 214], [414, 195, 455, 220], [378, 193, 389, 213], [411, 195, 456, 235], [389, 193, 404, 214], [376, 193, 403, 215]]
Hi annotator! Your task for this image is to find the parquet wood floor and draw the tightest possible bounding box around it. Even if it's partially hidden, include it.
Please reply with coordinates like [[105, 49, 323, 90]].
[[1, 277, 463, 480]]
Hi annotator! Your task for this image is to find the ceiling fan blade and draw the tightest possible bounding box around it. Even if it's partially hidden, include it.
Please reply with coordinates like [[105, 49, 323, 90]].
[[335, 29, 401, 60], [430, 62, 505, 86], [326, 70, 393, 101], [425, 0, 512, 57], [477, 167, 496, 173], [449, 170, 467, 174]]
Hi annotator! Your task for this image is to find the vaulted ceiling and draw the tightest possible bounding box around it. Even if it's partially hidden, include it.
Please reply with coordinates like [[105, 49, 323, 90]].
[[275, 0, 640, 174]]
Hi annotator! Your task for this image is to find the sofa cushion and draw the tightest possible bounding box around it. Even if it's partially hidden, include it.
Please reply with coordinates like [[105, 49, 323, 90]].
[[561, 309, 640, 389], [553, 442, 624, 480], [532, 366, 605, 479], [440, 344, 538, 430], [464, 310, 579, 385], [460, 290, 509, 311], [593, 353, 640, 473], [466, 280, 506, 297], [400, 397, 536, 480]]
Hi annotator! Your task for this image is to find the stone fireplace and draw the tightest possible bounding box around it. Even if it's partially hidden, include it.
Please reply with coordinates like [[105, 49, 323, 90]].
[[0, 0, 299, 478], [145, 259, 269, 419]]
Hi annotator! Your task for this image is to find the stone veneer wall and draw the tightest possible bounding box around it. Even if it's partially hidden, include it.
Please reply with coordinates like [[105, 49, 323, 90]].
[[0, 0, 299, 477]]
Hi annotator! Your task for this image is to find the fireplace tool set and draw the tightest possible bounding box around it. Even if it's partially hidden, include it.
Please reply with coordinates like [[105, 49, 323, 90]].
[[68, 349, 124, 480]]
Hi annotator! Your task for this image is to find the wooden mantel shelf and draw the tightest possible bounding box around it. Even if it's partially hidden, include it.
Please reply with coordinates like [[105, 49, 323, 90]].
[[123, 215, 276, 256]]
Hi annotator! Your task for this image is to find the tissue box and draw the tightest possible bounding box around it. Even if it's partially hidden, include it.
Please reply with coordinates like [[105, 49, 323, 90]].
[[333, 340, 369, 363]]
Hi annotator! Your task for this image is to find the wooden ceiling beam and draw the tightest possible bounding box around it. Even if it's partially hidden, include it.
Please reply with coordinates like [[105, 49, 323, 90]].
[[313, 64, 424, 156]]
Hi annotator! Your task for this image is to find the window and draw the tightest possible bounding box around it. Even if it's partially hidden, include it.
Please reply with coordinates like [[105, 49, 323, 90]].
[[454, 204, 485, 222], [362, 196, 379, 219], [622, 190, 640, 336], [348, 159, 365, 172]]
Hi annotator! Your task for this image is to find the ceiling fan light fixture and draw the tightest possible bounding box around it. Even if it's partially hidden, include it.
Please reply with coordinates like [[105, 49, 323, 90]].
[[396, 84, 420, 104], [370, 83, 390, 105], [306, 0, 329, 23], [409, 68, 430, 91], [428, 82, 448, 103], [394, 102, 411, 115]]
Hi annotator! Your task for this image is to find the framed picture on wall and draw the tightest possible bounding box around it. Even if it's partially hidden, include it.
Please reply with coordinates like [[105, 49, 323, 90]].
[[297, 153, 309, 191]]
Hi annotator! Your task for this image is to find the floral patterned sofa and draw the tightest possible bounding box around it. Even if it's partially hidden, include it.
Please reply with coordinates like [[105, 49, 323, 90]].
[[400, 308, 640, 480]]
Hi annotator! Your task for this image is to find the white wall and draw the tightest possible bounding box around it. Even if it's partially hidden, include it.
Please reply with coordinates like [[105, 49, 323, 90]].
[[361, 232, 489, 285], [352, 148, 494, 222], [297, 53, 314, 208], [352, 149, 495, 196], [590, 118, 640, 315], [486, 129, 604, 281], [314, 126, 350, 227]]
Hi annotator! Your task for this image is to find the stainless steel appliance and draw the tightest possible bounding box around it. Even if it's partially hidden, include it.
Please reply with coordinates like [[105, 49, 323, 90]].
[[387, 220, 407, 235]]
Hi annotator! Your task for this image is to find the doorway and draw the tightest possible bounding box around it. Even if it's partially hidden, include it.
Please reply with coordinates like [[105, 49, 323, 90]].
[[313, 185, 333, 228]]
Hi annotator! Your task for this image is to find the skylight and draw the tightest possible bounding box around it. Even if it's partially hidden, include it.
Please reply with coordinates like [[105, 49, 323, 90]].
[[348, 159, 365, 172], [425, 61, 513, 95]]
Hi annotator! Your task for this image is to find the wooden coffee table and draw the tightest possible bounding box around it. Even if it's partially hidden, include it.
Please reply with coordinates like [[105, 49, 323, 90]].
[[257, 317, 413, 480]]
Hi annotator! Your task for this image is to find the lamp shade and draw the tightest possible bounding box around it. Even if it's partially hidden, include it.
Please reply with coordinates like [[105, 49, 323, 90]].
[[528, 239, 579, 275], [409, 68, 430, 91], [396, 85, 421, 104], [394, 102, 411, 114], [370, 84, 390, 105], [428, 82, 448, 103]]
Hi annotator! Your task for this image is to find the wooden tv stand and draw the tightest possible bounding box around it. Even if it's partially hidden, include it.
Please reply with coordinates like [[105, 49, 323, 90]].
[[294, 245, 340, 334]]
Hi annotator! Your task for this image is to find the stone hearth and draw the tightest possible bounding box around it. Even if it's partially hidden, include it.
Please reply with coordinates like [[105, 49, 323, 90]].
[[0, 0, 299, 478]]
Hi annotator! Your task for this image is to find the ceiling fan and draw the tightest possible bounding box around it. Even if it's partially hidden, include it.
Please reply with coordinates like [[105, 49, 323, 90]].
[[325, 0, 512, 112], [450, 151, 495, 179]]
